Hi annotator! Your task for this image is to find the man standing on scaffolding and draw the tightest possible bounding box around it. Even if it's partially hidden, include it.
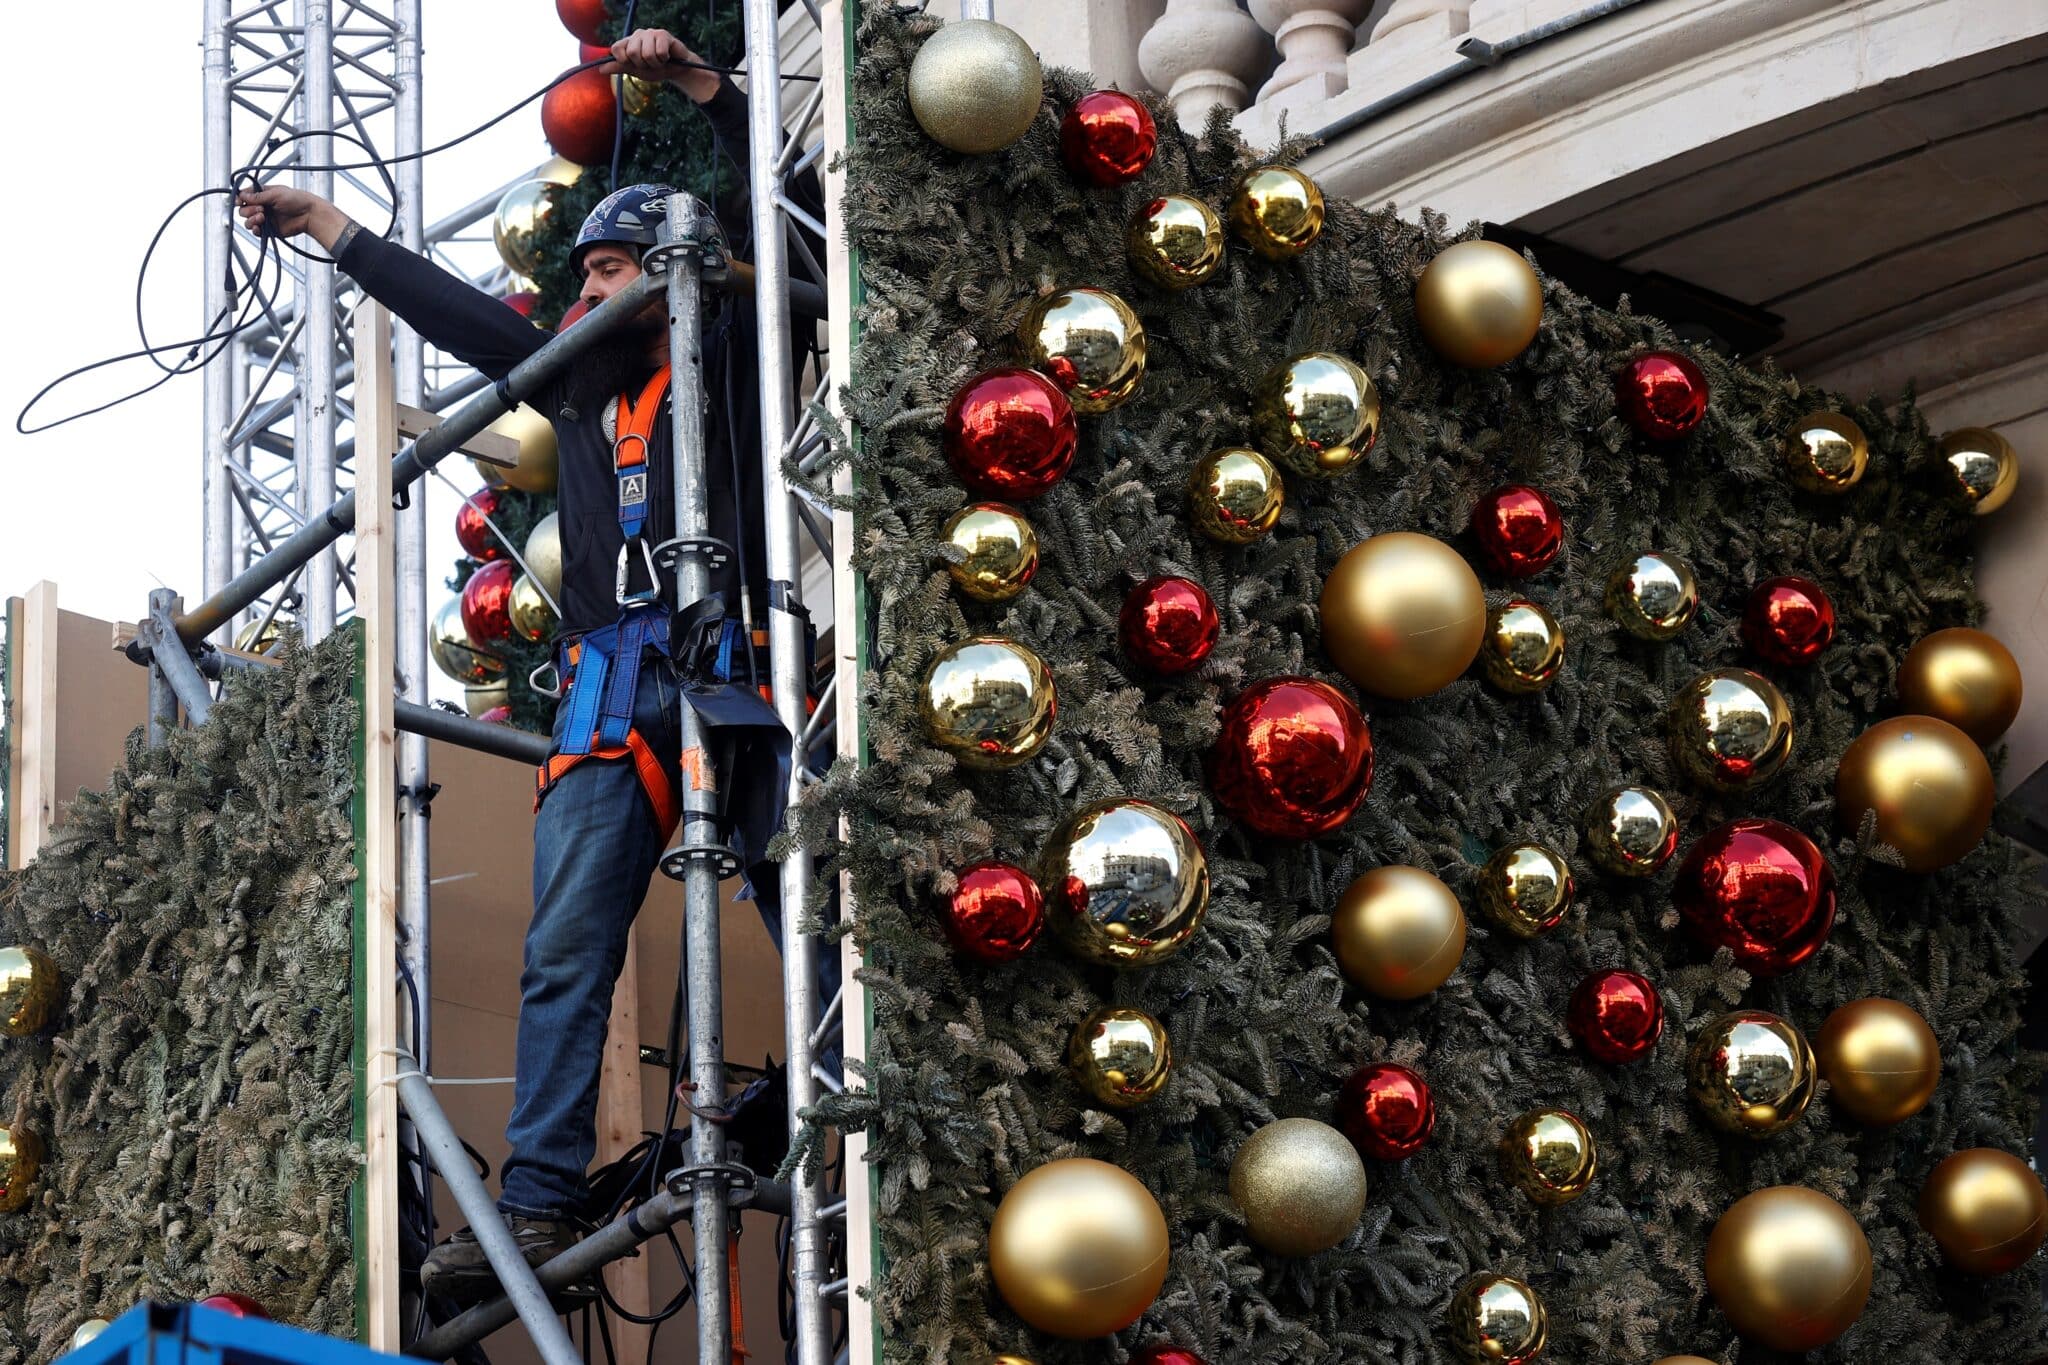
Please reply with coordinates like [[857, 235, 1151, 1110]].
[[237, 26, 829, 1300]]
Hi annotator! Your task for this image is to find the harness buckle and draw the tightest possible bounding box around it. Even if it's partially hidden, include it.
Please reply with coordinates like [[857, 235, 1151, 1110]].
[[616, 538, 664, 607], [528, 659, 563, 699]]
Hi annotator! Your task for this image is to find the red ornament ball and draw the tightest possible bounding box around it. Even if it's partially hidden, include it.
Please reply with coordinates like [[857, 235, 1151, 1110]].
[[1674, 818, 1836, 977], [1469, 484, 1564, 578], [578, 40, 611, 63], [942, 861, 1044, 963], [1742, 575, 1836, 667], [1059, 90, 1157, 187], [1130, 1349, 1207, 1365], [1337, 1062, 1435, 1161], [454, 486, 504, 562], [1566, 969, 1664, 1063], [460, 559, 519, 647], [557, 0, 609, 44], [503, 290, 540, 320], [557, 298, 592, 332], [1206, 677, 1373, 840], [943, 368, 1078, 500], [540, 66, 619, 168], [1120, 576, 1219, 675], [198, 1294, 270, 1319], [1616, 349, 1709, 440]]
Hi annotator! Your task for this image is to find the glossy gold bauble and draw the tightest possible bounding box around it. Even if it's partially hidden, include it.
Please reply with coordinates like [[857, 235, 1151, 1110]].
[[1127, 194, 1225, 291], [1414, 240, 1544, 368], [920, 637, 1055, 769], [1228, 1117, 1367, 1255], [1835, 715, 1993, 872], [987, 1157, 1169, 1338], [0, 1125, 43, 1213], [1579, 784, 1679, 877], [1500, 1107, 1597, 1206], [1069, 1006, 1172, 1108], [1331, 865, 1466, 1000], [942, 503, 1038, 603], [525, 511, 563, 606], [483, 404, 559, 495], [536, 154, 584, 187], [1, 946, 61, 1037], [906, 19, 1044, 155], [1706, 1187, 1871, 1352], [1940, 426, 2019, 515], [1918, 1148, 2048, 1276], [234, 616, 283, 656], [1228, 166, 1325, 260], [1687, 1010, 1815, 1138], [1253, 353, 1378, 479], [1478, 844, 1573, 938], [990, 1357, 1034, 1365], [1043, 798, 1210, 967], [1785, 411, 1869, 494], [1189, 447, 1283, 544], [1020, 288, 1145, 414], [463, 680, 510, 718], [492, 178, 557, 279], [508, 574, 557, 644], [429, 597, 505, 686], [68, 1319, 113, 1351], [1320, 532, 1487, 699], [1670, 667, 1794, 793], [1481, 598, 1565, 694], [1815, 997, 1940, 1126], [1898, 627, 2023, 745], [1447, 1273, 1547, 1365], [1605, 552, 1698, 641], [613, 72, 659, 117]]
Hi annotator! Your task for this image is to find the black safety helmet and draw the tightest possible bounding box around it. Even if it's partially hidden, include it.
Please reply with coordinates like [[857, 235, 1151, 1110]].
[[570, 183, 681, 277]]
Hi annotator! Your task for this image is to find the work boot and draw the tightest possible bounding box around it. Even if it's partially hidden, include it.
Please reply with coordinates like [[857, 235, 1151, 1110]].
[[419, 1215, 594, 1304]]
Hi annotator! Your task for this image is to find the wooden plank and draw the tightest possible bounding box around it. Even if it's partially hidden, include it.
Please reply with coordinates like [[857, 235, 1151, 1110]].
[[4, 596, 21, 871], [596, 929, 652, 1359], [394, 403, 521, 470], [11, 583, 60, 869]]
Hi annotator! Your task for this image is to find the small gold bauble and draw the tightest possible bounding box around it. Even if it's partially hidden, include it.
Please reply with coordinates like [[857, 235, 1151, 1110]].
[[1898, 627, 2023, 745], [990, 1357, 1035, 1365], [1228, 1117, 1366, 1256], [613, 72, 659, 117], [1687, 1010, 1816, 1138], [987, 1157, 1169, 1338], [1940, 426, 2019, 515], [463, 679, 511, 719], [1331, 865, 1466, 1000], [1918, 1148, 2048, 1276], [1705, 1187, 1871, 1352], [1670, 667, 1794, 793], [1447, 1272, 1547, 1365], [1, 946, 61, 1037], [1835, 715, 1993, 872], [1605, 551, 1698, 641], [1069, 1006, 1172, 1108], [1253, 352, 1379, 479], [525, 511, 563, 606], [1321, 532, 1487, 699], [1500, 1107, 1597, 1206], [1480, 598, 1565, 694], [1189, 447, 1283, 544], [906, 19, 1043, 155], [1043, 798, 1210, 967], [0, 1124, 43, 1213], [1477, 844, 1573, 938], [1127, 194, 1224, 291], [1579, 784, 1679, 877], [1815, 997, 1940, 1126], [234, 616, 283, 656], [68, 1319, 113, 1351], [920, 637, 1056, 770], [1228, 166, 1325, 260], [508, 574, 557, 644], [942, 503, 1038, 603], [491, 178, 557, 279], [429, 597, 505, 686], [1020, 288, 1145, 414], [1414, 240, 1544, 368], [1785, 411, 1868, 494], [483, 404, 560, 495]]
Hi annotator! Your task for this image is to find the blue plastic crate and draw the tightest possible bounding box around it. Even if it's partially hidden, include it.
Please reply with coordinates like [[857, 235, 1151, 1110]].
[[61, 1303, 406, 1365]]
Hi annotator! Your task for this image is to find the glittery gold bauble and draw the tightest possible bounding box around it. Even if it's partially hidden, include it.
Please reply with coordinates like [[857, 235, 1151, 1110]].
[[1020, 288, 1145, 414], [1500, 1107, 1596, 1206], [1189, 448, 1283, 544], [1898, 627, 2023, 745], [1480, 598, 1564, 694], [1705, 1187, 1871, 1351], [1605, 551, 1697, 641], [482, 404, 559, 495], [1477, 844, 1573, 938], [1320, 532, 1486, 699], [1670, 667, 1794, 793], [1228, 166, 1324, 260], [1069, 1006, 1172, 1108], [233, 616, 283, 656], [1687, 1010, 1815, 1138], [1835, 715, 1993, 872], [987, 1158, 1169, 1338], [942, 503, 1038, 602], [1785, 411, 1868, 494], [508, 574, 557, 644], [492, 179, 557, 279], [1815, 997, 1940, 1126], [920, 637, 1055, 769], [429, 597, 505, 686], [0, 1125, 43, 1213], [1579, 784, 1679, 877], [613, 72, 659, 117], [1331, 865, 1466, 1000], [1228, 1118, 1366, 1256], [1127, 194, 1224, 291], [1043, 798, 1209, 967], [463, 680, 510, 718], [906, 19, 1044, 155], [525, 511, 563, 606], [1414, 240, 1543, 368], [1253, 353, 1378, 479], [1918, 1148, 2048, 1276], [68, 1319, 112, 1351], [0, 946, 60, 1037], [1447, 1273, 1547, 1365], [1940, 426, 2019, 515], [537, 154, 584, 187]]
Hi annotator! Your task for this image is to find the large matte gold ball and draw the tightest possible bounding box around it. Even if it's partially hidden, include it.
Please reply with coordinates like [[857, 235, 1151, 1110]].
[[1835, 715, 1993, 872], [1332, 865, 1466, 1000], [492, 178, 556, 279], [483, 404, 559, 495], [1021, 288, 1145, 414], [508, 573, 557, 644], [1189, 448, 1283, 544], [1414, 240, 1544, 368], [1706, 1187, 1871, 1352], [1228, 1118, 1366, 1256], [1127, 194, 1224, 291], [1815, 997, 1940, 1126], [0, 946, 60, 1037], [1228, 166, 1325, 260], [1579, 784, 1680, 877], [1069, 1006, 1172, 1108], [429, 596, 505, 686], [1500, 1107, 1597, 1206], [988, 1158, 1169, 1338], [907, 19, 1043, 155], [0, 1125, 43, 1213], [1605, 552, 1698, 641], [1785, 411, 1869, 494], [1480, 598, 1565, 694], [524, 511, 563, 605], [1687, 1010, 1815, 1138], [1447, 1273, 1547, 1365], [1478, 844, 1573, 938], [1320, 533, 1487, 699], [463, 679, 510, 719], [1043, 798, 1210, 967], [1898, 627, 2023, 744], [1670, 667, 1794, 792], [920, 637, 1056, 770], [1253, 353, 1379, 479], [1918, 1148, 2048, 1276], [1940, 426, 2019, 515], [942, 502, 1038, 603]]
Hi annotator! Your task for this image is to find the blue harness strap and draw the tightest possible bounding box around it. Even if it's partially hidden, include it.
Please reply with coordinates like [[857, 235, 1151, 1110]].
[[554, 606, 671, 758]]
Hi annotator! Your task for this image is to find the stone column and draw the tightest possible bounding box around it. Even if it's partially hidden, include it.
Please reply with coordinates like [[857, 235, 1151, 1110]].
[[1348, 0, 1472, 95], [1250, 0, 1374, 104], [1138, 0, 1274, 133]]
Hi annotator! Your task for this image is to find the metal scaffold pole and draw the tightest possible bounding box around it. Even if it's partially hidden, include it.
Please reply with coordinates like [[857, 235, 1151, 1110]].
[[200, 0, 233, 629], [294, 0, 339, 642]]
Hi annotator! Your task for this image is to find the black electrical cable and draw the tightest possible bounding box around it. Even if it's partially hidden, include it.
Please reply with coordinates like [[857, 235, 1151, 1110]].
[[610, 0, 644, 196]]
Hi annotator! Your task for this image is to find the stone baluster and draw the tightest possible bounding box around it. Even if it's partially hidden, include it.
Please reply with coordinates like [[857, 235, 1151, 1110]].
[[1249, 0, 1374, 104], [1349, 0, 1473, 93], [1137, 0, 1274, 134]]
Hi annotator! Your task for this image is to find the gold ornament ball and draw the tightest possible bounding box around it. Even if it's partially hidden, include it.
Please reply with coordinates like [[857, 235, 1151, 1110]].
[[234, 616, 283, 656], [536, 154, 584, 187], [482, 404, 559, 495], [987, 1157, 1169, 1339], [491, 178, 557, 279], [1069, 1006, 1172, 1108], [1940, 426, 2019, 515], [1815, 997, 1940, 1127], [1228, 166, 1324, 260], [1447, 1273, 1547, 1365], [1253, 352, 1379, 479], [1579, 784, 1679, 877], [1331, 865, 1466, 1000], [1229, 1118, 1367, 1256], [990, 1358, 1035, 1365], [942, 503, 1038, 603], [1480, 598, 1565, 695], [509, 574, 557, 644], [1670, 667, 1794, 793], [1043, 798, 1209, 967], [920, 636, 1056, 770], [1687, 1010, 1816, 1138], [1414, 240, 1544, 368], [1020, 288, 1146, 414], [525, 511, 564, 606], [0, 1124, 43, 1214], [1, 945, 61, 1037], [613, 72, 659, 117], [1320, 532, 1487, 700], [1786, 411, 1869, 494], [1478, 843, 1573, 939], [1605, 552, 1698, 641], [1835, 715, 1993, 873], [1500, 1107, 1597, 1206], [67, 1319, 113, 1352], [1189, 447, 1284, 545], [907, 19, 1043, 155], [429, 596, 505, 686], [1705, 1187, 1871, 1352], [463, 680, 510, 719], [1898, 627, 2023, 745], [1127, 194, 1224, 291], [1918, 1148, 2048, 1276]]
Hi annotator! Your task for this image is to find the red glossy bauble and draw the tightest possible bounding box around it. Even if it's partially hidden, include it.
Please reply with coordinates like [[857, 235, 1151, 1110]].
[[1742, 575, 1836, 667], [454, 486, 504, 562], [503, 290, 539, 319], [1207, 677, 1373, 840], [198, 1294, 270, 1319], [1337, 1062, 1435, 1161], [1130, 1349, 1207, 1365], [943, 368, 1079, 500], [557, 0, 609, 44], [1469, 484, 1564, 578], [942, 862, 1044, 963], [1120, 576, 1219, 675], [460, 559, 519, 647], [1566, 969, 1664, 1063], [1674, 818, 1836, 977], [540, 66, 619, 168], [477, 705, 514, 726], [578, 40, 610, 63], [1059, 90, 1157, 187], [1616, 349, 1709, 440], [557, 298, 592, 332]]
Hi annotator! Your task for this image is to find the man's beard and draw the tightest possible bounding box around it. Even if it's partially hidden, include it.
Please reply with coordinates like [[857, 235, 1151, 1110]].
[[563, 309, 665, 416]]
